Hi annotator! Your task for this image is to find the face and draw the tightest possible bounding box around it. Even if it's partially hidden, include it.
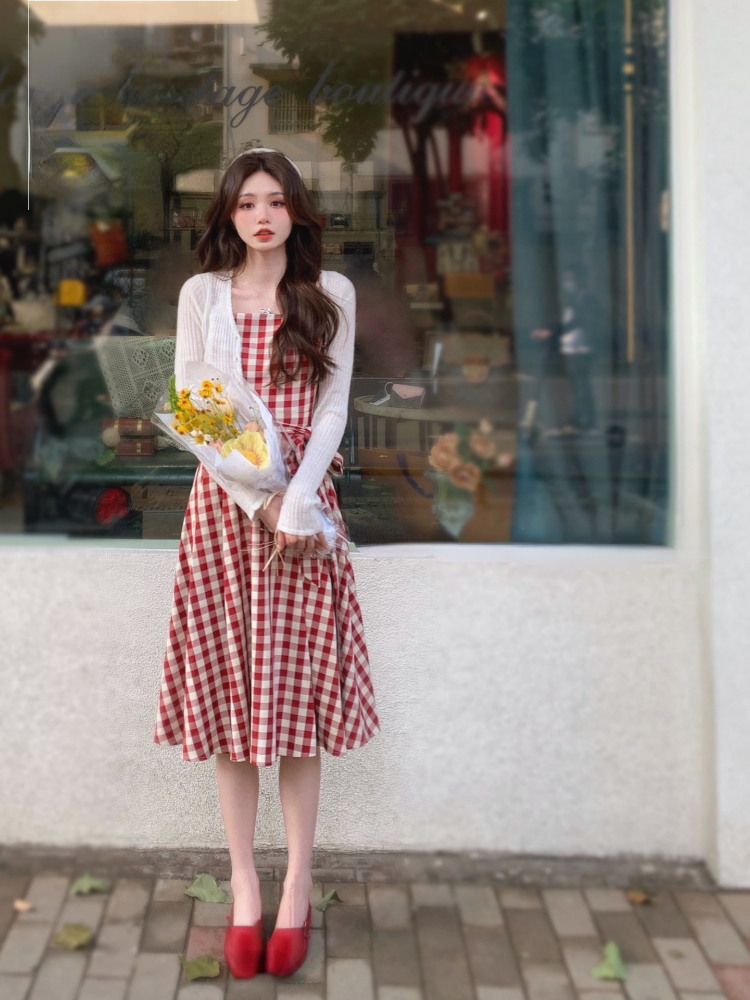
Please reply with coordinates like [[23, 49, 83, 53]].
[[231, 169, 293, 251]]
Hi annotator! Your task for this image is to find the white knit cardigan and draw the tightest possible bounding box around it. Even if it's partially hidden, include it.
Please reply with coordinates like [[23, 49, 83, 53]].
[[173, 267, 355, 537]]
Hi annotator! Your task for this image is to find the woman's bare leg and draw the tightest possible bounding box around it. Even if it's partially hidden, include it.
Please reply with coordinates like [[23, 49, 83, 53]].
[[275, 751, 321, 928], [215, 754, 262, 924]]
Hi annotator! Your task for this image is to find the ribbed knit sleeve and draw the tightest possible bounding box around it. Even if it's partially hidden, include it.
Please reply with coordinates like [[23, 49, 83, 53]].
[[173, 271, 268, 519], [174, 273, 208, 389], [276, 272, 356, 537]]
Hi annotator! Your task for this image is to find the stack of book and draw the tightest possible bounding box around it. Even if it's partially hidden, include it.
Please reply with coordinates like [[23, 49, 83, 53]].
[[100, 417, 155, 457]]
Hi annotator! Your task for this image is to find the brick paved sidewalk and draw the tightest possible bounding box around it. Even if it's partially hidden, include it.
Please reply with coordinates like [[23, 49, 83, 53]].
[[0, 849, 749, 1000]]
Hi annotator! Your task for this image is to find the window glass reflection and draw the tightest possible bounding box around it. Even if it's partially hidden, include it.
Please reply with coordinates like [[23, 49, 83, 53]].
[[0, 0, 669, 544]]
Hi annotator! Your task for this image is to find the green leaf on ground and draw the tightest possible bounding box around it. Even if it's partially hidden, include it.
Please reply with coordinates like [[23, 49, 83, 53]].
[[592, 940, 627, 981], [184, 873, 230, 903], [314, 888, 342, 911], [179, 955, 221, 981], [70, 874, 111, 896], [54, 923, 94, 949]]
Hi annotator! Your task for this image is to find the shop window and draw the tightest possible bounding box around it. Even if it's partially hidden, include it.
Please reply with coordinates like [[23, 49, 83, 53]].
[[0, 0, 670, 546]]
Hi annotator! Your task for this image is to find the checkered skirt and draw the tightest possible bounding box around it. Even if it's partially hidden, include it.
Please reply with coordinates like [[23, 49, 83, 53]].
[[153, 311, 381, 765]]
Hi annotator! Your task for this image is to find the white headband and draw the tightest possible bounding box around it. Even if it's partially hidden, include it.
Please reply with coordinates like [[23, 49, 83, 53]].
[[229, 146, 303, 179]]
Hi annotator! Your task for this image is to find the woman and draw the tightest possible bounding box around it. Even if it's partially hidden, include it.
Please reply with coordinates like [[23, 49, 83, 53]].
[[153, 148, 381, 979]]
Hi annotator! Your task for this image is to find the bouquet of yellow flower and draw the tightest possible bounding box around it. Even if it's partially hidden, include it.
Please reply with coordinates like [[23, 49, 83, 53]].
[[169, 377, 271, 467], [160, 369, 282, 472], [153, 361, 288, 500], [154, 362, 339, 557]]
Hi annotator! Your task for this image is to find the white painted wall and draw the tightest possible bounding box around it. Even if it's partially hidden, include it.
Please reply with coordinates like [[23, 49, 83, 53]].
[[697, 0, 750, 887], [0, 547, 706, 861], [5, 0, 750, 887]]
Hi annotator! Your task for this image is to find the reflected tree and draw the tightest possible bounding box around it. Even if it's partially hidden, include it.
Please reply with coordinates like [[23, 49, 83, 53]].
[[119, 72, 222, 241], [256, 0, 506, 240], [0, 1, 44, 191]]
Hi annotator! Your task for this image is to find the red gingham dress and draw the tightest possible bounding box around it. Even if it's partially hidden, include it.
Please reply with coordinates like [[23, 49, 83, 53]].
[[153, 311, 381, 765]]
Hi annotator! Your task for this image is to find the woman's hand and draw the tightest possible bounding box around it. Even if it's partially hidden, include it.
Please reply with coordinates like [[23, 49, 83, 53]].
[[256, 494, 283, 534], [276, 529, 330, 556], [257, 495, 330, 555]]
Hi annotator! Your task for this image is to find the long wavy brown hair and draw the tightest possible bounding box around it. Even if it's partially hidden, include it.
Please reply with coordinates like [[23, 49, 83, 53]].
[[195, 149, 342, 387]]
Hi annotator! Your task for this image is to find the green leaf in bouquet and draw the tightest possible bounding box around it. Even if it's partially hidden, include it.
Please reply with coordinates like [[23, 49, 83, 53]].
[[184, 873, 230, 903], [168, 372, 179, 412], [591, 941, 627, 981], [70, 874, 111, 896], [314, 888, 342, 911], [179, 954, 221, 981], [54, 923, 94, 949]]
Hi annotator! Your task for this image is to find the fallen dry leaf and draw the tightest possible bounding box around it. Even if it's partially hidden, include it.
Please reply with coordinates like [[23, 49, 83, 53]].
[[591, 940, 627, 981], [626, 889, 657, 905], [184, 873, 230, 904], [54, 923, 94, 950], [314, 888, 342, 912], [179, 955, 220, 981], [70, 874, 111, 896]]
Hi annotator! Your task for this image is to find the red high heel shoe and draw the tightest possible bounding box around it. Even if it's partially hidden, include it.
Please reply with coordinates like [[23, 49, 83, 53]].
[[224, 903, 265, 978], [264, 901, 312, 977]]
